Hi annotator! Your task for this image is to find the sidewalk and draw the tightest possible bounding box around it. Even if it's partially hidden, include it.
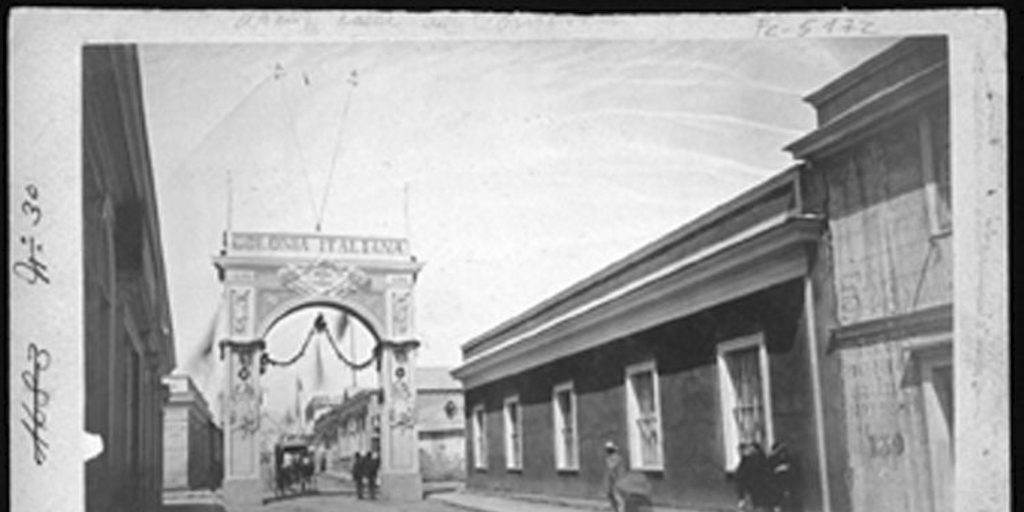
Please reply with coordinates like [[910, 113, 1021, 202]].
[[321, 469, 465, 497], [163, 488, 225, 512], [429, 490, 723, 512]]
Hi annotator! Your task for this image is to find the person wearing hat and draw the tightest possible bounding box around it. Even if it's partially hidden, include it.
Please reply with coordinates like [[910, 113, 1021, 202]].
[[352, 451, 366, 499], [604, 441, 625, 512]]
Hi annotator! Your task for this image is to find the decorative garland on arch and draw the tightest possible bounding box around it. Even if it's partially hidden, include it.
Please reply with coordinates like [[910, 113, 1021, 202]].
[[260, 313, 379, 373]]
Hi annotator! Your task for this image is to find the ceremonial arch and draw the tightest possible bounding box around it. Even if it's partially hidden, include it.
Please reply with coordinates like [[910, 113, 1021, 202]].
[[213, 231, 424, 509]]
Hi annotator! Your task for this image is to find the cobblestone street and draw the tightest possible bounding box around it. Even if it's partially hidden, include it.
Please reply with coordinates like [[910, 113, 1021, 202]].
[[164, 475, 467, 512]]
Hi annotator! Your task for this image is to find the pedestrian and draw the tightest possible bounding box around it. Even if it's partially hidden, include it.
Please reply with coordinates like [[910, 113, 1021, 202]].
[[352, 451, 365, 499], [616, 470, 653, 512], [734, 442, 771, 512], [604, 441, 626, 512], [766, 442, 800, 512], [366, 451, 381, 500]]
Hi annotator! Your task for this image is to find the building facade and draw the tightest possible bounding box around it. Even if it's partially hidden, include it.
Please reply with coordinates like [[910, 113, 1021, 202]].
[[416, 368, 467, 482], [453, 168, 825, 511], [163, 374, 224, 491], [83, 44, 177, 512], [318, 387, 382, 469], [315, 368, 466, 482], [452, 36, 951, 512], [786, 36, 952, 512]]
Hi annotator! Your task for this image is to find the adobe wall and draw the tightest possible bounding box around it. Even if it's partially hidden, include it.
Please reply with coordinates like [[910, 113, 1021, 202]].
[[465, 280, 818, 510]]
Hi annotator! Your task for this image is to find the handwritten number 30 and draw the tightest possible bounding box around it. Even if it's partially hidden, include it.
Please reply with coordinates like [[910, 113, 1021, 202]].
[[23, 184, 41, 226]]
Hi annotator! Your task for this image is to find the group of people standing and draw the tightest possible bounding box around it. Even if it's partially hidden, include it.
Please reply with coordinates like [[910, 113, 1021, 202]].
[[733, 441, 800, 512], [351, 451, 381, 500], [602, 440, 799, 512]]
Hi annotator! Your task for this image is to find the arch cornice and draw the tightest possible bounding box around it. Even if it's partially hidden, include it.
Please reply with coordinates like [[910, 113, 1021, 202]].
[[212, 254, 424, 275]]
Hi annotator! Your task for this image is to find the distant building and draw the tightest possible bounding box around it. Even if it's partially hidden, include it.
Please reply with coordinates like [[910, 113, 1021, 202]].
[[317, 387, 382, 467], [314, 367, 465, 481], [83, 44, 177, 512], [416, 367, 467, 482], [304, 393, 348, 425], [163, 374, 223, 492]]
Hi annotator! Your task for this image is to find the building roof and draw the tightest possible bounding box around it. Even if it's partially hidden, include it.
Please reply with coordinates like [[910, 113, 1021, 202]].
[[453, 167, 821, 388], [163, 373, 215, 423], [458, 168, 806, 359], [786, 36, 948, 160], [417, 366, 461, 391], [803, 37, 945, 116], [85, 45, 176, 375]]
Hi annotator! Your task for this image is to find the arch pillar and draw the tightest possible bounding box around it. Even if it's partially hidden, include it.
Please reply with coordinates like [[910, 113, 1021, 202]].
[[218, 339, 265, 511], [379, 339, 423, 500]]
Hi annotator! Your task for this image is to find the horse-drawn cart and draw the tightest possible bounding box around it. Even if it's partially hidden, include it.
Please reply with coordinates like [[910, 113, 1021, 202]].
[[272, 435, 317, 498]]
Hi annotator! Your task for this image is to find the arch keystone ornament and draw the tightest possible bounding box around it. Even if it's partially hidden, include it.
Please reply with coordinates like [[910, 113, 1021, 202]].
[[213, 231, 425, 508]]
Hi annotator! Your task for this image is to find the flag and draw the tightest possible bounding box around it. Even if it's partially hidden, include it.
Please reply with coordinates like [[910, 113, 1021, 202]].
[[313, 338, 325, 390], [186, 301, 221, 373], [336, 311, 349, 338]]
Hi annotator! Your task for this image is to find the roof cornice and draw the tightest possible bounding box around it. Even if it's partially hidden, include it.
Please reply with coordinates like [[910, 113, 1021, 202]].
[[452, 214, 820, 388], [460, 167, 802, 355], [786, 62, 948, 160]]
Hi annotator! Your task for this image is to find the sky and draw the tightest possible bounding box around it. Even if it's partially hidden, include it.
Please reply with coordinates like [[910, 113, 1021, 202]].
[[138, 36, 897, 421]]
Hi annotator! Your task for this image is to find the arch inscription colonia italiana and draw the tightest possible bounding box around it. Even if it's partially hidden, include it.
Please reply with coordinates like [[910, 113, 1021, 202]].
[[213, 231, 424, 509]]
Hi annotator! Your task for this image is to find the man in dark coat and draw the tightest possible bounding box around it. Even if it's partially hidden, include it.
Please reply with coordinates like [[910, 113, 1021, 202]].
[[767, 442, 801, 512], [604, 441, 625, 512], [366, 451, 381, 500], [352, 452, 366, 499], [735, 442, 771, 511]]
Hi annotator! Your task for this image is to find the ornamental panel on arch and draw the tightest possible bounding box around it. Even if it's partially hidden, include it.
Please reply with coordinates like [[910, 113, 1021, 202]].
[[214, 232, 423, 343]]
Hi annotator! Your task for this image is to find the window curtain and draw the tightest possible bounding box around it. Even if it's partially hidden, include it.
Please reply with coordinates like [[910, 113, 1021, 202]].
[[557, 392, 575, 467], [728, 348, 765, 446], [632, 371, 660, 465]]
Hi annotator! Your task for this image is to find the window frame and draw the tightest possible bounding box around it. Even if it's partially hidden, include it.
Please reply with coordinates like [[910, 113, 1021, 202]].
[[472, 404, 488, 470], [552, 381, 580, 471], [918, 345, 954, 511], [624, 360, 664, 471], [918, 112, 952, 237], [503, 395, 523, 470], [717, 332, 775, 470]]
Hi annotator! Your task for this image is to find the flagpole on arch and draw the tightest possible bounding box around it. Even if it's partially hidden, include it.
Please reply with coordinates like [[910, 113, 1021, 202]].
[[223, 168, 234, 254], [403, 181, 411, 254]]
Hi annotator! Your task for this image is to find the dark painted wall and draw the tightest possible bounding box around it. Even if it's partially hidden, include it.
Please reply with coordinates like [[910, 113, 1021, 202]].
[[465, 280, 819, 511], [84, 44, 171, 512]]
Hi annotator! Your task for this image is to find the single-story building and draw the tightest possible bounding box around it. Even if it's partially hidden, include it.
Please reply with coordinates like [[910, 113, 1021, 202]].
[[452, 167, 828, 511]]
